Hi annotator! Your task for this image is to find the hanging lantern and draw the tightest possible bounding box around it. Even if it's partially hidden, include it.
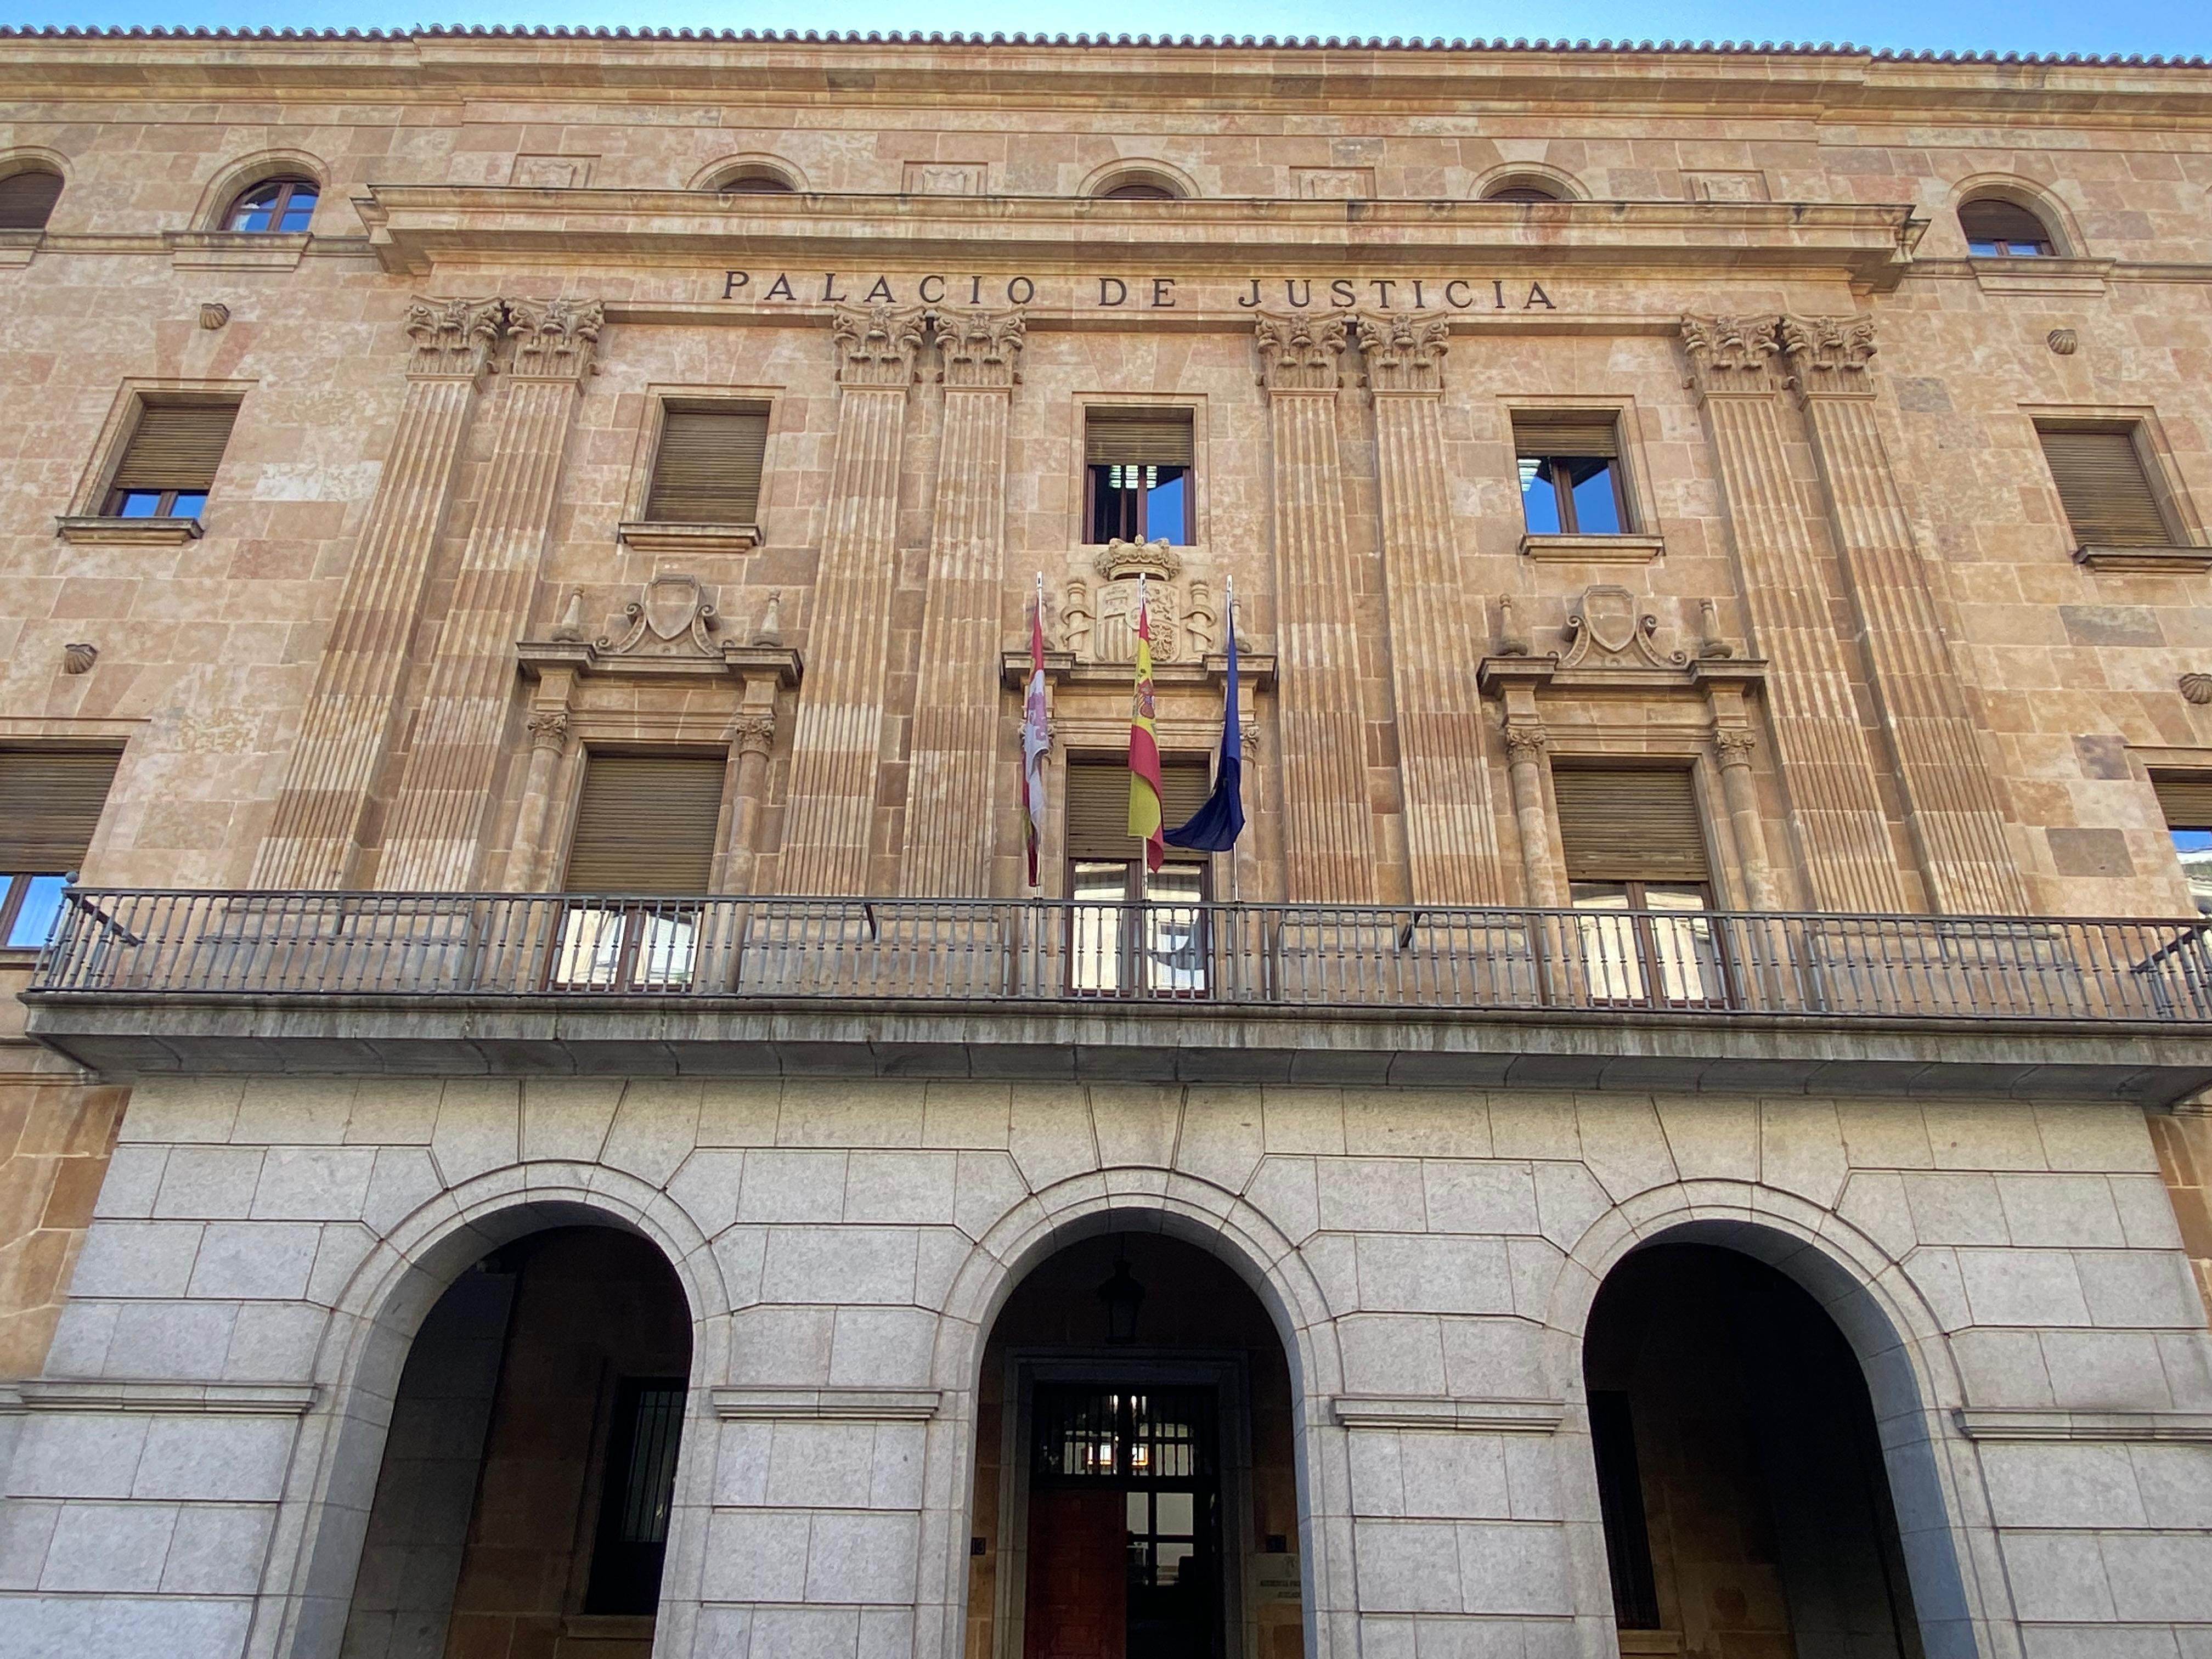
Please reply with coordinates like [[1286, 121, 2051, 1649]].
[[1096, 1246, 1146, 1346]]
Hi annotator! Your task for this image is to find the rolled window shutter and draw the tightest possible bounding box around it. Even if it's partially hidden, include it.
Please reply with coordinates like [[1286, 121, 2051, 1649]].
[[1512, 412, 1620, 460], [1554, 768, 1709, 882], [2036, 425, 2170, 548], [0, 170, 63, 231], [2153, 775, 2212, 832], [1960, 199, 2052, 246], [110, 401, 239, 492], [644, 406, 768, 523], [1085, 409, 1195, 467], [1066, 759, 1210, 861], [561, 755, 726, 893], [0, 751, 120, 872]]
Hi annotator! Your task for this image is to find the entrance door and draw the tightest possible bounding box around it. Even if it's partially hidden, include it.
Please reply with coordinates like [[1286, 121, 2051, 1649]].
[[1025, 1384, 1222, 1659]]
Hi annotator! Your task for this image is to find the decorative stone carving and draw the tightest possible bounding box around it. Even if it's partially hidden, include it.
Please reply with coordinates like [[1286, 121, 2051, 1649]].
[[1255, 312, 1350, 392], [1496, 595, 1531, 657], [526, 709, 569, 752], [61, 642, 97, 674], [931, 306, 1025, 388], [1713, 726, 1758, 764], [1680, 314, 1787, 396], [1092, 537, 1181, 584], [1502, 721, 1550, 760], [1695, 597, 1736, 659], [404, 295, 504, 379], [1060, 582, 1092, 656], [730, 714, 777, 757], [2182, 673, 2212, 706], [505, 297, 602, 381], [1558, 585, 1688, 671], [832, 303, 927, 387], [2048, 328, 2079, 356], [1780, 313, 1878, 399], [198, 302, 229, 330], [1065, 539, 1201, 664], [548, 589, 587, 642], [752, 590, 784, 647], [1354, 312, 1450, 393], [1186, 581, 1218, 657], [600, 572, 719, 657]]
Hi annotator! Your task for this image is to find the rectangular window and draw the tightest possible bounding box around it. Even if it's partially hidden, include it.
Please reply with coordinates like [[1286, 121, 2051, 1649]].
[[1514, 411, 1628, 535], [644, 403, 769, 524], [1554, 765, 1726, 1006], [102, 398, 239, 520], [583, 1375, 687, 1616], [0, 751, 120, 949], [2036, 421, 2174, 549], [1086, 408, 1193, 545], [2153, 774, 2212, 915], [1066, 757, 1211, 996], [554, 753, 726, 989]]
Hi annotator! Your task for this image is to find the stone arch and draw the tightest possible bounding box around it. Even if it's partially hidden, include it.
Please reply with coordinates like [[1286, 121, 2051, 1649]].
[[1548, 1181, 2015, 1658], [691, 152, 808, 193], [927, 1172, 1350, 1659], [1945, 171, 2084, 257], [1472, 161, 1589, 202], [1079, 156, 1199, 200], [192, 146, 331, 232], [261, 1163, 727, 1659]]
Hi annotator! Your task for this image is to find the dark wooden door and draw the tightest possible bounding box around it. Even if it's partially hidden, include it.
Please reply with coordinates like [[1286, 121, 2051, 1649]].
[[1024, 1487, 1127, 1659]]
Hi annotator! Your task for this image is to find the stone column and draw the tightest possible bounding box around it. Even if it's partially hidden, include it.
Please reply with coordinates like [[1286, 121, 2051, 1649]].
[[249, 297, 504, 889], [899, 308, 1024, 896], [378, 298, 603, 891], [1502, 721, 1561, 909], [719, 709, 777, 895], [1781, 314, 2029, 915], [1681, 316, 1905, 915], [778, 304, 926, 895], [503, 700, 572, 891], [1711, 727, 1781, 911], [1256, 313, 1376, 904], [1355, 313, 1505, 906]]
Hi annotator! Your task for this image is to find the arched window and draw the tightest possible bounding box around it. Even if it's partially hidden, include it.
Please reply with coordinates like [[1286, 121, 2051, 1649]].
[[224, 176, 318, 233], [714, 168, 795, 194], [0, 166, 63, 232], [1485, 184, 1562, 203], [1099, 181, 1177, 200], [1959, 197, 2056, 257]]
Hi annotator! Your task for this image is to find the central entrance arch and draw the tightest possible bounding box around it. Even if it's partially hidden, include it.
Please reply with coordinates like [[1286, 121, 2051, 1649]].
[[966, 1228, 1306, 1659]]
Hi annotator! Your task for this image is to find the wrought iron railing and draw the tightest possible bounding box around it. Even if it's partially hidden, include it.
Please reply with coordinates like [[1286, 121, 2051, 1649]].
[[21, 888, 2212, 1026]]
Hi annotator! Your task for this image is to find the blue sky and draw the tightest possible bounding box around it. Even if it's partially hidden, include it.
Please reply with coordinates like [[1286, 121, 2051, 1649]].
[[13, 2, 2212, 59]]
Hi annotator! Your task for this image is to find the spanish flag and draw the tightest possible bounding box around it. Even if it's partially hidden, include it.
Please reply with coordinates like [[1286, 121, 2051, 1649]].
[[1127, 576, 1165, 873]]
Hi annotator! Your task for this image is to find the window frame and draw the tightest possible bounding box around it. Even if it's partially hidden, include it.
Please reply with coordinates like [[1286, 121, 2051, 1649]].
[[0, 165, 64, 233], [1511, 410, 1635, 538], [1518, 452, 1630, 535], [2031, 414, 2188, 553], [1080, 404, 1200, 548], [223, 175, 319, 234], [640, 398, 772, 527], [1958, 196, 2059, 258], [93, 396, 242, 523]]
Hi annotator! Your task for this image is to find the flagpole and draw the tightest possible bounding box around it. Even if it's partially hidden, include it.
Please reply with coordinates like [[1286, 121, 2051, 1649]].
[[1133, 572, 1147, 908], [1226, 575, 1240, 906]]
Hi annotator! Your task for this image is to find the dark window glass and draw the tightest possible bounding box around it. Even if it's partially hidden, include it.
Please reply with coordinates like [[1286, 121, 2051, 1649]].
[[1099, 180, 1178, 200], [1486, 184, 1561, 202], [1959, 197, 2056, 257], [225, 176, 318, 233], [720, 172, 793, 194], [583, 1377, 687, 1615], [0, 168, 64, 232], [1589, 1390, 1661, 1628]]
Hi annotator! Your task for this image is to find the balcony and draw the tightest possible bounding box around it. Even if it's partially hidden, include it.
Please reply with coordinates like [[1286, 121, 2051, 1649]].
[[19, 889, 2212, 1102]]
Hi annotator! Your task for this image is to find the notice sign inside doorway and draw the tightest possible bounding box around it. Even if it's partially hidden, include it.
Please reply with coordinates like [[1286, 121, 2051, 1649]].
[[1250, 1553, 1302, 1605]]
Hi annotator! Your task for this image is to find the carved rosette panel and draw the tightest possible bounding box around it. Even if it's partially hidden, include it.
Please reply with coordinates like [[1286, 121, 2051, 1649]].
[[1354, 312, 1450, 393], [505, 297, 603, 382], [833, 303, 927, 387], [1255, 313, 1350, 393], [932, 306, 1026, 389], [1681, 314, 1787, 397], [1780, 313, 1878, 400], [405, 296, 505, 380]]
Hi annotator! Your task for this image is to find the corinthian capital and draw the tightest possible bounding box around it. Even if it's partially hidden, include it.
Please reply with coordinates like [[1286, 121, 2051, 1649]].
[[833, 304, 928, 387], [1255, 312, 1349, 393], [505, 298, 603, 382], [1354, 312, 1450, 393], [932, 306, 1025, 390], [1779, 313, 1878, 400], [1680, 314, 1786, 398], [404, 296, 504, 381], [729, 714, 777, 758]]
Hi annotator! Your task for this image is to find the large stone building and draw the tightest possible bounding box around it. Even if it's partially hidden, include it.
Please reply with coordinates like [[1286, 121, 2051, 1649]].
[[4, 24, 2212, 1659]]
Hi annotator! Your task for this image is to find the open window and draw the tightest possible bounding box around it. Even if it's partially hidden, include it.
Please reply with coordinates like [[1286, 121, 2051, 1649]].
[[101, 397, 239, 521], [1514, 411, 1630, 536], [1085, 408, 1194, 545], [1555, 765, 1728, 1007], [553, 753, 725, 989], [1959, 196, 2056, 257], [1066, 757, 1211, 996], [0, 751, 120, 949]]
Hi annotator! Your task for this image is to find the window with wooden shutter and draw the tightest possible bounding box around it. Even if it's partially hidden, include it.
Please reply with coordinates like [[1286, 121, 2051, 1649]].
[[1513, 411, 1628, 535], [1085, 409, 1194, 545], [1065, 759, 1210, 862], [561, 754, 726, 893], [0, 750, 120, 949], [2036, 424, 2172, 549], [1959, 198, 2056, 257], [103, 399, 239, 519], [1085, 409, 1195, 467], [2153, 772, 2212, 915], [0, 168, 63, 232], [1554, 768, 1709, 883], [643, 404, 769, 524]]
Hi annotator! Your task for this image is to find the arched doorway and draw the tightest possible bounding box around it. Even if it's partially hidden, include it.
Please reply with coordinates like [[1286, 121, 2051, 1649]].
[[338, 1224, 692, 1659], [967, 1229, 1305, 1659], [1583, 1243, 1927, 1658]]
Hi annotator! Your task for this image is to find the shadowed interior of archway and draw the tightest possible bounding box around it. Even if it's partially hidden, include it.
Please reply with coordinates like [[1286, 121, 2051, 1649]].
[[968, 1229, 1307, 1659], [337, 1224, 691, 1659], [1584, 1243, 1927, 1659]]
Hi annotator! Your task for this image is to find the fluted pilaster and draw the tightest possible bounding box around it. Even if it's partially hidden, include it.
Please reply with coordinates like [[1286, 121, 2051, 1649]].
[[1356, 313, 1504, 905], [377, 298, 602, 891], [249, 296, 503, 888], [1781, 314, 2029, 915], [1682, 315, 1905, 914], [899, 308, 1024, 896], [1256, 313, 1376, 903], [780, 304, 927, 895]]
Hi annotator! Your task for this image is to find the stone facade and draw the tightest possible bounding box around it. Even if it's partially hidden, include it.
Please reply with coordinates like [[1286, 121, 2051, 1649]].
[[1, 27, 2210, 1659]]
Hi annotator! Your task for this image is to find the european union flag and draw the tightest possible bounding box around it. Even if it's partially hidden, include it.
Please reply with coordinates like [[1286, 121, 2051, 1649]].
[[1164, 584, 1245, 853]]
